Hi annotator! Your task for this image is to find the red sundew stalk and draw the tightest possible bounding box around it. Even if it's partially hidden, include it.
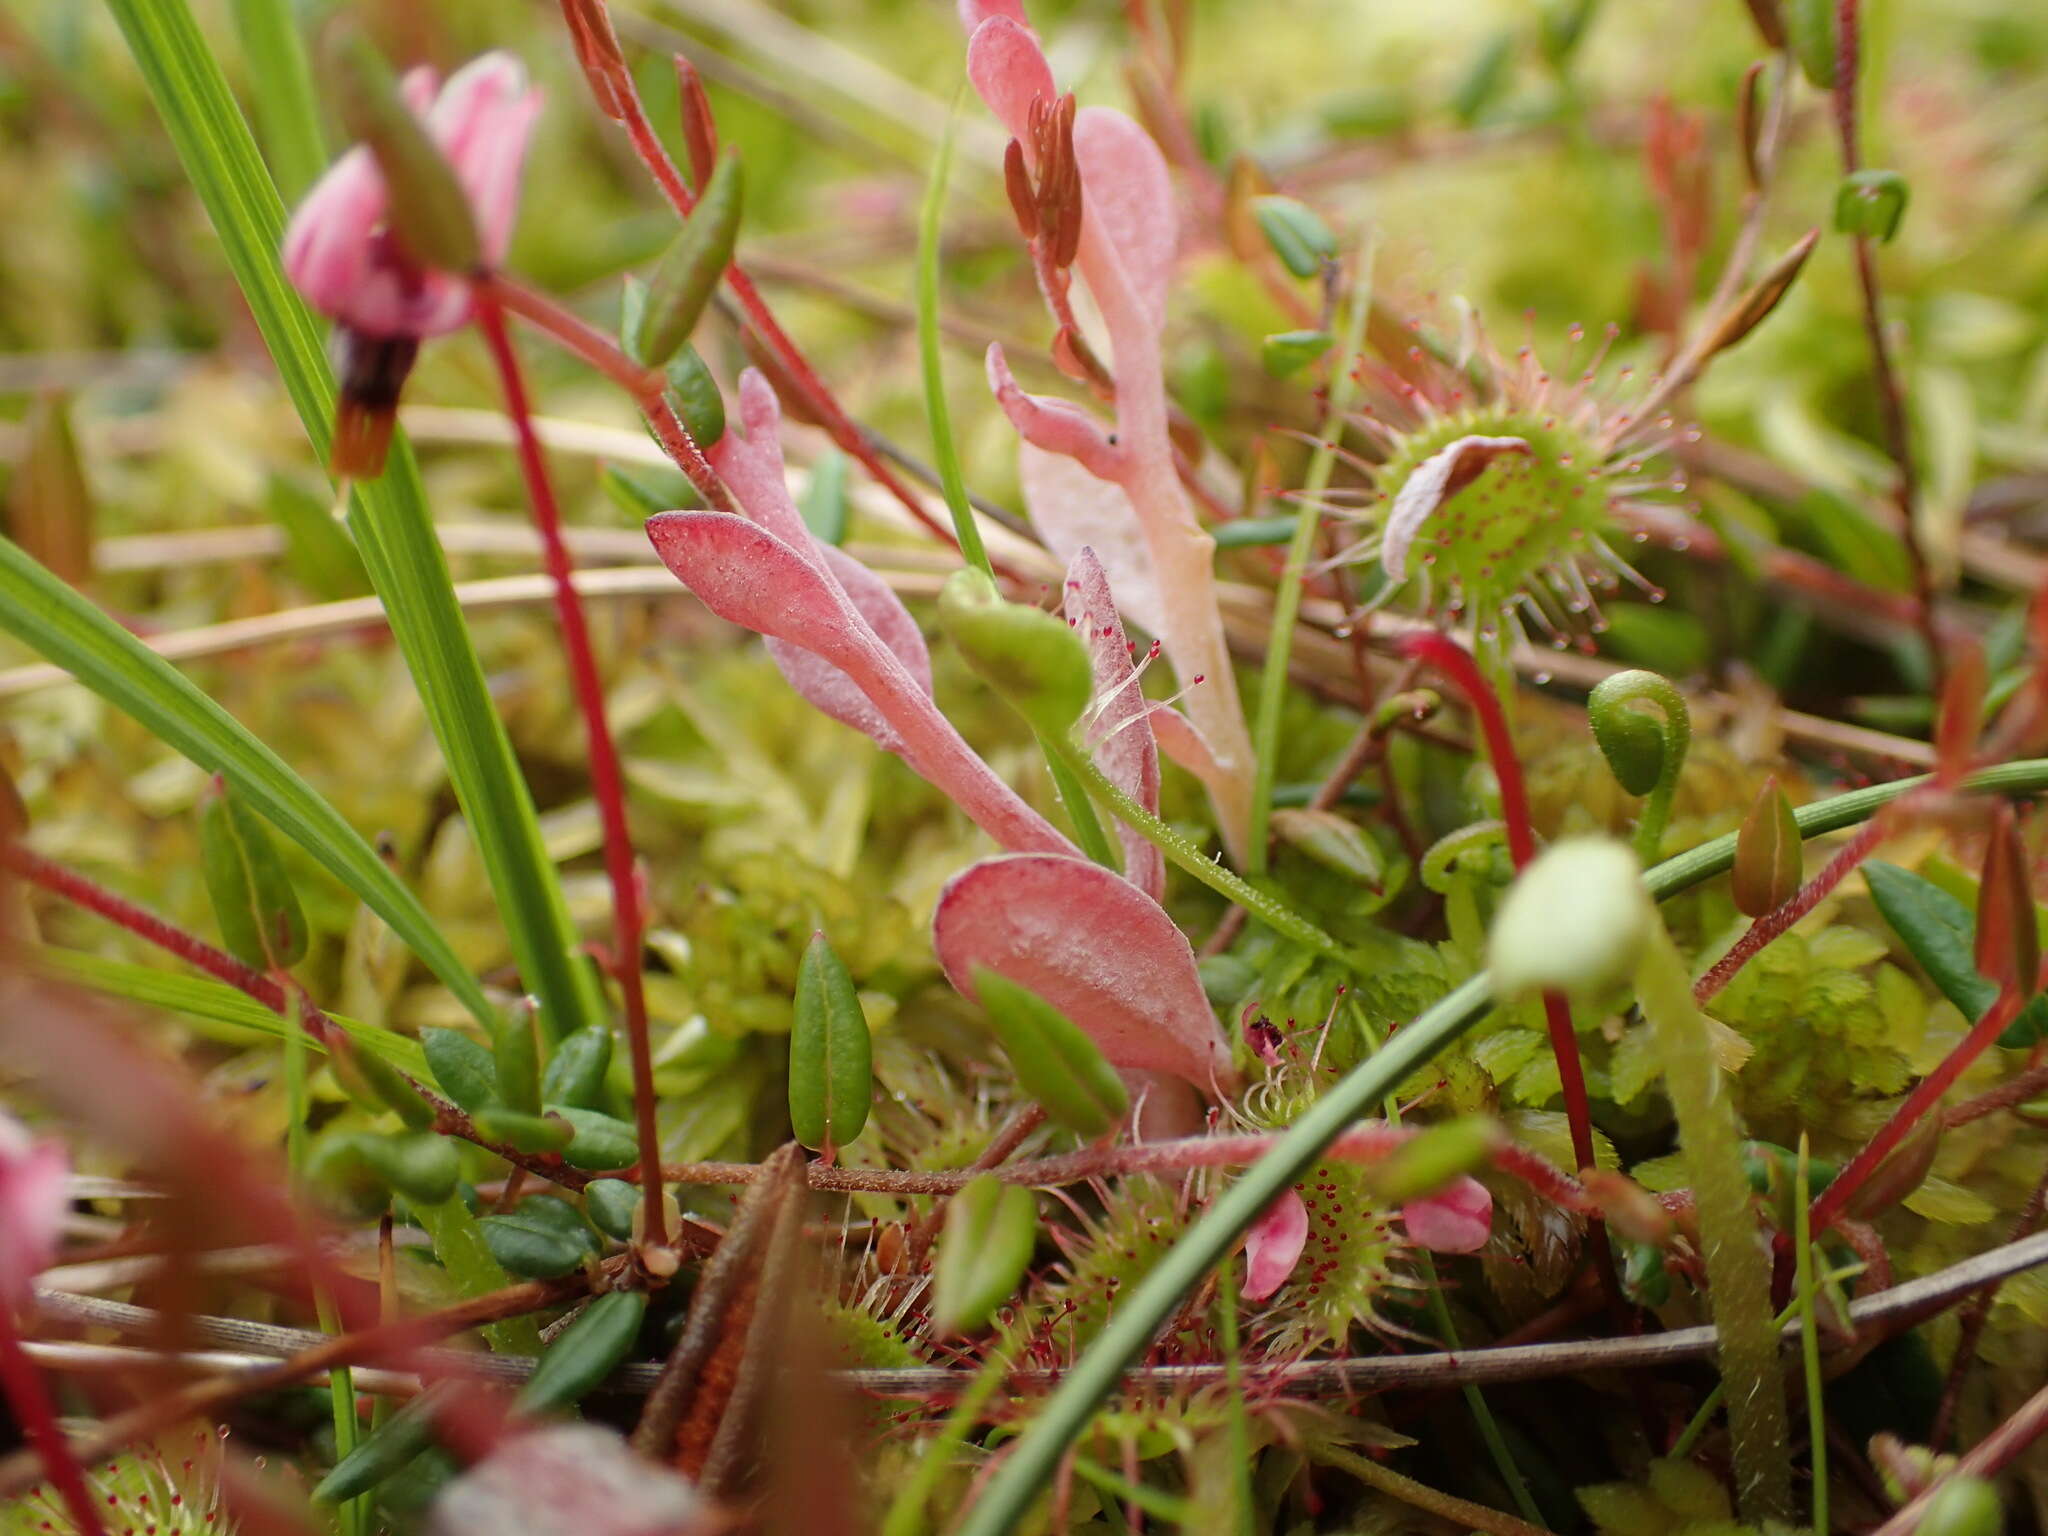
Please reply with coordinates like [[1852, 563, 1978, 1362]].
[[0, 1305, 107, 1536], [472, 292, 668, 1253], [1809, 986, 2025, 1235]]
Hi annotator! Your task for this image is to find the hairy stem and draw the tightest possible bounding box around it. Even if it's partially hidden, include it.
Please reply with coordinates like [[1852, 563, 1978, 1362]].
[[472, 292, 667, 1252]]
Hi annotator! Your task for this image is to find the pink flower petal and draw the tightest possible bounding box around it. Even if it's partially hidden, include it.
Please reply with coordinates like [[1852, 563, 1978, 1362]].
[[1243, 1188, 1308, 1302], [426, 53, 543, 267], [1072, 108, 1177, 332], [1065, 548, 1163, 902], [0, 1112, 69, 1305], [933, 853, 1235, 1092], [1401, 1175, 1494, 1254], [966, 17, 1056, 146]]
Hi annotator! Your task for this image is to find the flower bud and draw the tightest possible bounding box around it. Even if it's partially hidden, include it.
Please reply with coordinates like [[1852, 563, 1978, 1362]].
[[1731, 776, 1803, 917], [1834, 169, 1910, 244], [937, 569, 1094, 740], [1488, 838, 1650, 1000], [1784, 0, 1837, 88], [1975, 804, 2038, 993]]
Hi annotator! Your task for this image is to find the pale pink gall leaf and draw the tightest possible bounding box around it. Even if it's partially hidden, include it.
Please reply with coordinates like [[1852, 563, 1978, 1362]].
[[1400, 1175, 1494, 1254], [1380, 435, 1533, 582], [1243, 1188, 1308, 1302]]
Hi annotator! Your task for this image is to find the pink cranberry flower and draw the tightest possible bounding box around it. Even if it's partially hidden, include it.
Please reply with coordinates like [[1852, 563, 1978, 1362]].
[[0, 1110, 68, 1306], [283, 53, 541, 339]]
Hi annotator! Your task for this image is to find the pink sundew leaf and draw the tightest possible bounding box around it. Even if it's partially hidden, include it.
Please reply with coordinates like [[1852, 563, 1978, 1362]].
[[1072, 107, 1177, 332], [1066, 547, 1164, 901], [1243, 1188, 1309, 1302], [1379, 435, 1533, 582], [1400, 1175, 1494, 1254], [1018, 443, 1163, 636], [966, 17, 1056, 146], [934, 854, 1235, 1093], [765, 544, 933, 753], [986, 345, 1125, 481]]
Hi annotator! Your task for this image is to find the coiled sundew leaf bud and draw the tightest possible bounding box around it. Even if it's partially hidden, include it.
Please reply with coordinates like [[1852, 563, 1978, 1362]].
[[1337, 307, 1686, 659], [1488, 837, 1649, 1000]]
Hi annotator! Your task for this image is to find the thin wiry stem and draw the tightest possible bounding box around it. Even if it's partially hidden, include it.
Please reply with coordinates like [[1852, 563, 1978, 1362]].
[[472, 291, 667, 1253]]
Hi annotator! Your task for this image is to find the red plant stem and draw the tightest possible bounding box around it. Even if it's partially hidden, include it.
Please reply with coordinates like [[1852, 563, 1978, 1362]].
[[1694, 813, 1894, 1004], [628, 1126, 1590, 1211], [482, 275, 735, 515], [1833, 0, 1943, 683], [1810, 987, 2025, 1235], [472, 292, 668, 1253], [584, 26, 964, 557], [0, 1304, 107, 1536], [0, 840, 313, 1034], [1874, 1375, 2048, 1536]]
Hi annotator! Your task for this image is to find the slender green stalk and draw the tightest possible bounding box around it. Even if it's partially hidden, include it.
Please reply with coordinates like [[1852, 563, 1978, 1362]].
[[1634, 920, 1791, 1521], [955, 757, 2048, 1536], [227, 0, 325, 198], [1217, 1261, 1254, 1536], [1042, 734, 1118, 869], [315, 1290, 366, 1536], [1247, 248, 1375, 873], [1055, 739, 1346, 961], [105, 0, 606, 1045], [915, 92, 988, 576], [1796, 1137, 1828, 1535]]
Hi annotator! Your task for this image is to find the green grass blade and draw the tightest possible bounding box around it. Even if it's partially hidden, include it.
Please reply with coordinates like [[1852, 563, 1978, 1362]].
[[954, 756, 2048, 1536], [915, 88, 988, 576], [227, 0, 325, 198], [35, 948, 427, 1074], [0, 538, 493, 1034], [104, 0, 605, 1045]]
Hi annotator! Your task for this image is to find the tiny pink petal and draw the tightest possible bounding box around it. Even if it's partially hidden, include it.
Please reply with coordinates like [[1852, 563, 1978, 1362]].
[[933, 853, 1235, 1093], [0, 1111, 69, 1305], [1065, 547, 1164, 902], [1401, 1175, 1494, 1254], [1243, 1188, 1308, 1302], [966, 17, 1056, 147], [1072, 108, 1177, 332]]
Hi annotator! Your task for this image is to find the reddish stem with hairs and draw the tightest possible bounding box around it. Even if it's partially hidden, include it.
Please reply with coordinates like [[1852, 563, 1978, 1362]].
[[472, 290, 668, 1253]]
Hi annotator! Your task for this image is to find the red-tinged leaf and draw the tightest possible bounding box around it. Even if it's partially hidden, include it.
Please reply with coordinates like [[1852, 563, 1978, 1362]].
[[1974, 803, 2037, 992], [1018, 442, 1160, 633], [966, 16, 1056, 145], [766, 544, 933, 754], [1935, 640, 1987, 785], [933, 853, 1235, 1092], [1400, 1176, 1493, 1253], [1065, 547, 1164, 900], [1072, 106, 1176, 331], [648, 511, 858, 662], [1242, 1187, 1307, 1301]]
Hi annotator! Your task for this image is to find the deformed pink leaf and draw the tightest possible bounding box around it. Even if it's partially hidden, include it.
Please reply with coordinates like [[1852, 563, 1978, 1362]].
[[987, 345, 1124, 480], [1380, 435, 1532, 582], [933, 854, 1235, 1093], [1072, 107, 1177, 331], [1018, 443, 1162, 636], [1400, 1175, 1494, 1254], [1243, 1188, 1308, 1302], [766, 544, 933, 753], [1066, 547, 1163, 901], [707, 369, 822, 565], [966, 17, 1055, 146]]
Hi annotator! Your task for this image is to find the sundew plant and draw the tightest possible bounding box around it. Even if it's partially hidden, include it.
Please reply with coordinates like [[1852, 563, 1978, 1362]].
[[2, 0, 2048, 1533]]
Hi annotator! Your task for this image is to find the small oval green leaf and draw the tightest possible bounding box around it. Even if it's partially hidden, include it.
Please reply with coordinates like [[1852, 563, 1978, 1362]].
[[583, 1179, 640, 1241], [199, 786, 309, 970], [422, 1027, 499, 1112], [1249, 196, 1335, 280], [518, 1289, 648, 1413], [550, 1105, 641, 1171], [972, 968, 1128, 1139], [789, 932, 873, 1152], [540, 1025, 614, 1111], [932, 1174, 1037, 1336], [355, 1130, 461, 1206], [1865, 861, 2048, 1046], [480, 1210, 591, 1278]]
